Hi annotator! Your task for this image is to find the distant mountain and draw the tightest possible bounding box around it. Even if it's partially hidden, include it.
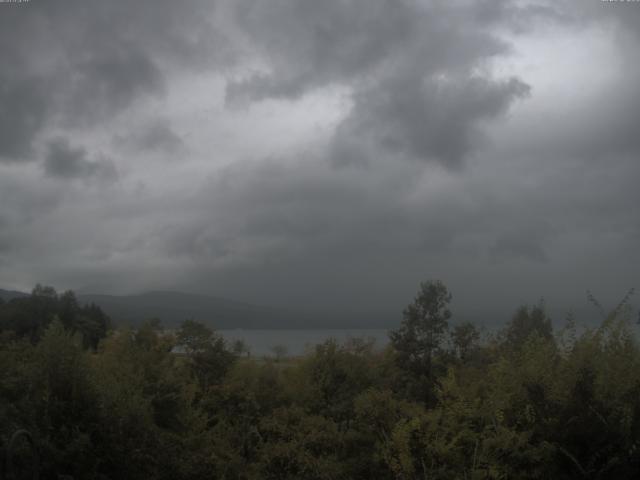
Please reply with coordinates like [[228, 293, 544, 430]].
[[0, 288, 29, 302], [77, 291, 330, 329], [0, 287, 392, 329], [2, 287, 611, 330]]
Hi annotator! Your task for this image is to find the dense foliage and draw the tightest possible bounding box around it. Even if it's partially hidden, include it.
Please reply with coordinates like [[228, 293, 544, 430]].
[[1, 282, 639, 479]]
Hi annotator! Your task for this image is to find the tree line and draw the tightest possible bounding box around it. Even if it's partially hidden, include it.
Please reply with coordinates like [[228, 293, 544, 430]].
[[0, 281, 639, 479]]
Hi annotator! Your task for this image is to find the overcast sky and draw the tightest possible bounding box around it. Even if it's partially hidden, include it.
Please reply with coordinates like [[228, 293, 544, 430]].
[[0, 0, 638, 323]]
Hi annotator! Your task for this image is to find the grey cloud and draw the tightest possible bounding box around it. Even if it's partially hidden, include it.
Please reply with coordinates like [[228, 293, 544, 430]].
[[0, 78, 48, 161], [226, 0, 417, 103], [0, 216, 10, 254], [559, 77, 640, 162], [159, 159, 415, 265], [490, 230, 549, 263], [115, 120, 185, 155], [334, 74, 530, 167], [0, 0, 225, 163], [470, 0, 572, 32], [227, 0, 532, 167], [0, 0, 639, 324], [226, 0, 544, 101], [63, 48, 165, 126], [570, 1, 640, 37], [157, 155, 491, 292], [495, 48, 640, 170], [44, 139, 87, 178], [44, 138, 118, 182], [149, 122, 640, 313], [0, 169, 64, 229]]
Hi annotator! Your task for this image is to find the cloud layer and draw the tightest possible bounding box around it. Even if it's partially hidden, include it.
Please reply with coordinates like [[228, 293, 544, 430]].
[[0, 0, 638, 323]]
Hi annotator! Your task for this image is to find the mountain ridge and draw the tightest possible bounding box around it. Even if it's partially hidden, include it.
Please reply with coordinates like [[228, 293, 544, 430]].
[[0, 288, 389, 329], [0, 288, 29, 302]]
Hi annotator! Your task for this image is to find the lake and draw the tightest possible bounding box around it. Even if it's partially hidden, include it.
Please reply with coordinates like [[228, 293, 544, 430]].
[[218, 329, 390, 356]]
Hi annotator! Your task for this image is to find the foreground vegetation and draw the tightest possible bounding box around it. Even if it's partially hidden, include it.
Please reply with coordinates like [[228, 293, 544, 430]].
[[1, 282, 639, 479]]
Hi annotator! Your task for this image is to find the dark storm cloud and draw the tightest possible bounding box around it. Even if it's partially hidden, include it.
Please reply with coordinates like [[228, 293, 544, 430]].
[[159, 159, 412, 264], [0, 216, 10, 254], [0, 170, 64, 228], [0, 0, 225, 163], [490, 230, 549, 263], [226, 0, 418, 102], [148, 158, 458, 310], [63, 48, 165, 127], [0, 78, 49, 161], [43, 139, 88, 178], [227, 0, 533, 167], [43, 138, 117, 182], [159, 155, 489, 284], [333, 74, 530, 167], [226, 0, 545, 100], [115, 120, 185, 155], [1, 0, 639, 322], [160, 136, 640, 315]]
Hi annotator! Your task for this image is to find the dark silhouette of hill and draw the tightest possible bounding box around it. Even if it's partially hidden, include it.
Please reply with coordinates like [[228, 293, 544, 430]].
[[2, 286, 609, 330], [1, 287, 395, 329], [0, 288, 29, 302], [76, 291, 327, 329]]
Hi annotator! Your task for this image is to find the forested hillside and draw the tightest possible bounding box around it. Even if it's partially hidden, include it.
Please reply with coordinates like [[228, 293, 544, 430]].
[[1, 282, 639, 479]]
